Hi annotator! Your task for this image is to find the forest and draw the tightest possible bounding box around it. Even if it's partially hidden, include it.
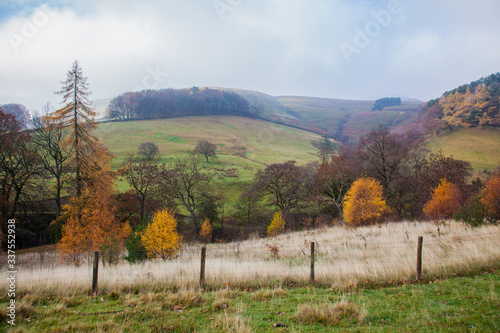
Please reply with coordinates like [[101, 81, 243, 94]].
[[423, 72, 500, 134], [106, 87, 253, 121]]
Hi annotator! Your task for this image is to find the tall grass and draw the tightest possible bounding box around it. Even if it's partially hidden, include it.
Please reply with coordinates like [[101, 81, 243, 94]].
[[4, 221, 500, 294]]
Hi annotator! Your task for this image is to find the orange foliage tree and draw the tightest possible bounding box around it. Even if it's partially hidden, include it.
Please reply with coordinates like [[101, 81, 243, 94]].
[[142, 205, 182, 260], [199, 218, 213, 243], [56, 147, 130, 265], [482, 173, 500, 221], [423, 178, 462, 220], [343, 177, 388, 226]]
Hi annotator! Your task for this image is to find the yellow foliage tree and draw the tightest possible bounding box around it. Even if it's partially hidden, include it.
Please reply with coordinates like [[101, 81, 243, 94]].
[[343, 177, 387, 226], [199, 218, 213, 243], [423, 178, 462, 220], [267, 212, 285, 237], [482, 173, 500, 220], [142, 206, 182, 259]]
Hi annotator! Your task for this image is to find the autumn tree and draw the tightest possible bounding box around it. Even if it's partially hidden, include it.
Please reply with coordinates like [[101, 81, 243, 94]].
[[423, 179, 462, 220], [343, 177, 388, 226], [45, 60, 98, 196], [267, 212, 285, 237], [142, 205, 182, 260], [2, 103, 30, 129], [137, 142, 159, 160], [56, 145, 130, 264], [199, 218, 213, 243], [194, 139, 217, 163], [482, 172, 500, 221]]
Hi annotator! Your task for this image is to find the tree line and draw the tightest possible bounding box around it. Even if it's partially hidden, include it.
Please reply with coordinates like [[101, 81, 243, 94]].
[[106, 87, 253, 121]]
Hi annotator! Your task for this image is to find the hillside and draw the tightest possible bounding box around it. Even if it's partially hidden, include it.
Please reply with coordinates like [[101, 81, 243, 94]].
[[427, 128, 500, 171], [95, 116, 323, 203]]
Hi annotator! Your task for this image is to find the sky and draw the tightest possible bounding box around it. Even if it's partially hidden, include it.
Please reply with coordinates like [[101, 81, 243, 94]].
[[1, 0, 500, 111]]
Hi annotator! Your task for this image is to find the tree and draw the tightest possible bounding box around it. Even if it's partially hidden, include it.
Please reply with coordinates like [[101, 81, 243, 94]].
[[318, 134, 336, 162], [137, 142, 159, 160], [107, 92, 137, 120], [199, 218, 213, 243], [141, 206, 182, 260], [45, 60, 98, 196], [482, 172, 500, 221], [0, 109, 41, 222], [253, 161, 305, 213], [194, 140, 217, 163], [171, 153, 213, 233], [317, 155, 356, 220], [343, 177, 388, 226], [423, 179, 462, 220], [267, 212, 285, 237], [30, 104, 73, 216], [119, 154, 175, 222], [56, 146, 130, 264], [2, 103, 30, 129]]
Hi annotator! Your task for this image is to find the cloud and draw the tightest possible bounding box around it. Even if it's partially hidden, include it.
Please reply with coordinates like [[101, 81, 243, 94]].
[[0, 0, 499, 110]]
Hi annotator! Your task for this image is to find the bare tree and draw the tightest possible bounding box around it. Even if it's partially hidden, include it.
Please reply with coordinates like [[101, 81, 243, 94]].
[[30, 104, 73, 216], [171, 153, 213, 232]]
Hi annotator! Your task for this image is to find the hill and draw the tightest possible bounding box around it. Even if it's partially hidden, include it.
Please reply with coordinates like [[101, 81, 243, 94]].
[[95, 116, 323, 203], [426, 128, 500, 171]]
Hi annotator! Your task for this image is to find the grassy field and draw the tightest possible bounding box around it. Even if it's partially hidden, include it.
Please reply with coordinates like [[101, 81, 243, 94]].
[[2, 220, 500, 332], [95, 116, 322, 202], [427, 128, 500, 171]]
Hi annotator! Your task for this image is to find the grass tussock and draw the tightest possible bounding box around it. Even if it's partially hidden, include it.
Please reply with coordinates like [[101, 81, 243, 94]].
[[295, 298, 362, 325], [250, 287, 290, 301], [215, 311, 253, 333]]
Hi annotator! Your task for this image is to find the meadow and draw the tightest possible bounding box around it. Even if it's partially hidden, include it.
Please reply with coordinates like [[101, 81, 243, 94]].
[[1, 220, 500, 332], [427, 128, 500, 171]]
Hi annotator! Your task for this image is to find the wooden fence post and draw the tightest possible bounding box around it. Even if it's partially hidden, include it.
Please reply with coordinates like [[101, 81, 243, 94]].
[[416, 236, 423, 281], [92, 251, 100, 294], [310, 242, 315, 285], [200, 247, 206, 289]]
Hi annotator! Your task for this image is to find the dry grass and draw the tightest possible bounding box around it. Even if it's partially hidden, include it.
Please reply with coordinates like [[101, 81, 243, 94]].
[[4, 221, 500, 294], [295, 298, 362, 325]]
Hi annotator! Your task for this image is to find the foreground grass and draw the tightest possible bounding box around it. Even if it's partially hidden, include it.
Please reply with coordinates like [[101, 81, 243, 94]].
[[1, 269, 499, 332]]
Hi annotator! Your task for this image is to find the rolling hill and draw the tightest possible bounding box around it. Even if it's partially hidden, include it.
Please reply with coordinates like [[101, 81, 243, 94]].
[[95, 116, 323, 205]]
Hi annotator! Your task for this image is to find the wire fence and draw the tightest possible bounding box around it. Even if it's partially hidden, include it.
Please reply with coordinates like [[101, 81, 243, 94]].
[[4, 228, 500, 292]]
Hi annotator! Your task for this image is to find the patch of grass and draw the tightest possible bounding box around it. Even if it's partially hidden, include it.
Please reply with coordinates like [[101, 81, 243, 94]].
[[3, 270, 499, 332], [427, 128, 500, 171]]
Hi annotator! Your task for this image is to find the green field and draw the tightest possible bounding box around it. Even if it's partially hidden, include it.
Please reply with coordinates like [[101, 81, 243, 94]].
[[3, 270, 499, 332], [95, 116, 322, 204], [427, 128, 500, 171]]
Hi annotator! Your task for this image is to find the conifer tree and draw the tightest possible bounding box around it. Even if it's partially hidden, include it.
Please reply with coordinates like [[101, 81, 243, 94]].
[[199, 218, 213, 243], [423, 178, 462, 220], [267, 212, 285, 237], [45, 60, 98, 195]]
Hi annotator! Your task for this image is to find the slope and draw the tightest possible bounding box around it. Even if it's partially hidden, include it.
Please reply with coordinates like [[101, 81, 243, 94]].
[[95, 115, 323, 202]]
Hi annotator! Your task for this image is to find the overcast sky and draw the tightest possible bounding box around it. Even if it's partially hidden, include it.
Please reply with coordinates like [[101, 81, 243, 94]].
[[1, 0, 500, 110]]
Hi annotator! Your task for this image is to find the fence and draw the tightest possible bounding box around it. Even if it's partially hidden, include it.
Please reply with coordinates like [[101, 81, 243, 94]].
[[4, 221, 500, 293]]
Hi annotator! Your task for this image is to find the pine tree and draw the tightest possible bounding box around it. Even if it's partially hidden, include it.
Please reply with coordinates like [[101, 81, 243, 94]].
[[142, 206, 182, 259], [45, 60, 98, 195], [482, 173, 500, 221], [343, 177, 388, 226]]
